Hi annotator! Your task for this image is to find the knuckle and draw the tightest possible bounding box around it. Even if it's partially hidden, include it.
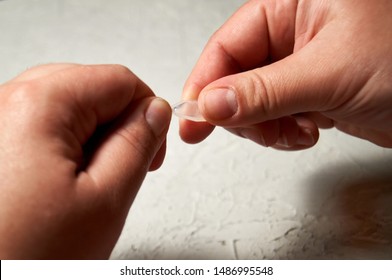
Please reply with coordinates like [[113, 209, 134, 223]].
[[106, 64, 137, 83], [1, 81, 50, 133], [241, 70, 278, 121], [7, 81, 43, 110]]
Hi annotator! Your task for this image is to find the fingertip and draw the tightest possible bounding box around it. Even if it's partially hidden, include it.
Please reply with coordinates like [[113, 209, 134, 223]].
[[179, 119, 215, 144], [145, 97, 172, 137], [179, 84, 215, 143], [295, 117, 319, 147], [182, 83, 202, 100], [272, 117, 320, 150]]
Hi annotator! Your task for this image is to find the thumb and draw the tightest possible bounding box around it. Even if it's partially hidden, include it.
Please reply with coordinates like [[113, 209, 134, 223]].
[[85, 97, 171, 199], [198, 48, 344, 127]]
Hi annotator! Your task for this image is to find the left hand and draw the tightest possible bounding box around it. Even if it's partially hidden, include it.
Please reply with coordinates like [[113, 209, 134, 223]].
[[0, 64, 171, 259]]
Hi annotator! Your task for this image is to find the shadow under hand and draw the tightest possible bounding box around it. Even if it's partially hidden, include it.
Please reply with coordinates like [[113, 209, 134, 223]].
[[340, 177, 392, 248], [292, 156, 392, 259]]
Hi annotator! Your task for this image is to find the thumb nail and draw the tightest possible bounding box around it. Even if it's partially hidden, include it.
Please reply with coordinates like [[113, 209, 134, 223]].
[[145, 98, 171, 136], [201, 88, 238, 120]]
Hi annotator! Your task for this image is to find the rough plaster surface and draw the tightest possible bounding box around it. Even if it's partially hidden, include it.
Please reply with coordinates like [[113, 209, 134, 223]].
[[1, 0, 392, 259]]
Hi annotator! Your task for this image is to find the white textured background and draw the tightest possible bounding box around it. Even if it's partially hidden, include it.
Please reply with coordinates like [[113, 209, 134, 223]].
[[1, 0, 392, 259]]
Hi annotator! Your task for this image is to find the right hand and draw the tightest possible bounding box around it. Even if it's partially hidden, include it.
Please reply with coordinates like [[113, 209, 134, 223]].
[[180, 0, 392, 149]]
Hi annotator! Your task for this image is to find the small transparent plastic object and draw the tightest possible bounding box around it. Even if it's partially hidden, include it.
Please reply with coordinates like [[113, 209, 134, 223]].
[[172, 100, 206, 122]]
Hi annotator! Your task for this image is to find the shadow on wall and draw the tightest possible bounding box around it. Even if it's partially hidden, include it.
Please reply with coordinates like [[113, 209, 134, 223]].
[[287, 155, 392, 259]]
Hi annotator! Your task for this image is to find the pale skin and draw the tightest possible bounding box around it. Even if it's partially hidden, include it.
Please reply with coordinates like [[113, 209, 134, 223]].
[[1, 0, 392, 260], [0, 64, 172, 259], [180, 0, 392, 149]]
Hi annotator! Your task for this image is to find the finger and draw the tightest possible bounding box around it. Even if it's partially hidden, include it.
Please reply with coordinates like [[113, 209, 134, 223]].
[[295, 112, 334, 129], [179, 118, 215, 144], [42, 64, 153, 145], [228, 116, 318, 150], [230, 119, 280, 147], [183, 0, 297, 92], [148, 139, 167, 171], [84, 97, 172, 202], [198, 37, 352, 127], [275, 116, 300, 147], [180, 0, 298, 143], [271, 116, 319, 150]]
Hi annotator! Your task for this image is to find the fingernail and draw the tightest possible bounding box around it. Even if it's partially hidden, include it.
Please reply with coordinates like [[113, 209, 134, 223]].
[[183, 83, 200, 100], [145, 98, 171, 136], [240, 128, 267, 147], [201, 88, 238, 120], [298, 128, 315, 146]]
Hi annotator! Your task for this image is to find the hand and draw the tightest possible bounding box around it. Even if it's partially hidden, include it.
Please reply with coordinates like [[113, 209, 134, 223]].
[[0, 64, 171, 259], [180, 0, 392, 149]]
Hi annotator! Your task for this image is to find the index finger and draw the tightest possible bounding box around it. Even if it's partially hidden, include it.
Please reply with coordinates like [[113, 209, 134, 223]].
[[23, 64, 153, 145], [180, 0, 297, 143]]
